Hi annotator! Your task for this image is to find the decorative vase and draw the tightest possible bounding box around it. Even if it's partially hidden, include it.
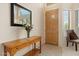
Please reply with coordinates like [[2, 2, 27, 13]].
[[26, 30, 30, 38], [25, 25, 32, 38]]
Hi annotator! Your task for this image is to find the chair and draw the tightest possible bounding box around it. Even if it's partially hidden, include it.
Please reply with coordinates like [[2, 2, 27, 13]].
[[66, 30, 79, 51]]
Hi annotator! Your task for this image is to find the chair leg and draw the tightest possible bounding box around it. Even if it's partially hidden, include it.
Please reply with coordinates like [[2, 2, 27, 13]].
[[75, 43, 77, 51], [67, 41, 68, 47], [72, 42, 74, 46]]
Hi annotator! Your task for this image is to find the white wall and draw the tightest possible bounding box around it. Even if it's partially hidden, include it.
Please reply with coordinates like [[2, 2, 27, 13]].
[[0, 3, 44, 56], [0, 3, 20, 45]]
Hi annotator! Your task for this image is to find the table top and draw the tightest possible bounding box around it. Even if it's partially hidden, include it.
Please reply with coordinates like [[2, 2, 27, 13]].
[[3, 36, 41, 48]]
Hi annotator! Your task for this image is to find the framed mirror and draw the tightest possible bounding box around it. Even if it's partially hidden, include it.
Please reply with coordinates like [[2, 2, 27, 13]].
[[11, 3, 32, 27]]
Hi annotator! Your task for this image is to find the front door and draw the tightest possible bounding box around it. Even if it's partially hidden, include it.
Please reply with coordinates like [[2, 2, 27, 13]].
[[45, 9, 58, 45]]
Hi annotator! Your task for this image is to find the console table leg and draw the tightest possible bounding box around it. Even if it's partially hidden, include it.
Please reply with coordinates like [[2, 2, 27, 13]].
[[34, 43, 36, 49], [75, 43, 77, 51], [40, 40, 41, 53], [4, 46, 7, 56]]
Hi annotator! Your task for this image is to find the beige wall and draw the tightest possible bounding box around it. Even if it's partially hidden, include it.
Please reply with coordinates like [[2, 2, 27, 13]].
[[0, 3, 44, 56], [0, 3, 20, 45]]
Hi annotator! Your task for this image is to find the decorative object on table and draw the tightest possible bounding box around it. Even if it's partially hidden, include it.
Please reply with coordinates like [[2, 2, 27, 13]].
[[22, 23, 32, 38]]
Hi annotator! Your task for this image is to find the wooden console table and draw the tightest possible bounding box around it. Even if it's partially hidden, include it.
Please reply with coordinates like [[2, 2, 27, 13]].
[[3, 36, 41, 56]]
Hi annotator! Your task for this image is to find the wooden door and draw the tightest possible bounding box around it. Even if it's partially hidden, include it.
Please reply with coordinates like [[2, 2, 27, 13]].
[[45, 9, 58, 45]]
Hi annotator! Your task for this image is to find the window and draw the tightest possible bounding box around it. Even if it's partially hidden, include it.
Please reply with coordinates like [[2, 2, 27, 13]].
[[75, 10, 79, 28], [63, 10, 70, 37], [63, 10, 70, 30]]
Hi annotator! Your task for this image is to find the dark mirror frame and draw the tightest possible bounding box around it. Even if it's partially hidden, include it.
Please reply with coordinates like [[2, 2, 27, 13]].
[[10, 3, 32, 27]]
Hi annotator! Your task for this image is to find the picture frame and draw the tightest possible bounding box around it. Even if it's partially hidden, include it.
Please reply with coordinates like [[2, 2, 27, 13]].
[[11, 3, 32, 27]]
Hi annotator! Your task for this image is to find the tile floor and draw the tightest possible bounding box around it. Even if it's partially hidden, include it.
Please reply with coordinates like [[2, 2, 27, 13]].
[[38, 44, 79, 56]]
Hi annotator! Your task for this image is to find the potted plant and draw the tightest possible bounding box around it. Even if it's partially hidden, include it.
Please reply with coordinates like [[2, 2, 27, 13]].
[[21, 19, 32, 38], [23, 24, 32, 38]]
